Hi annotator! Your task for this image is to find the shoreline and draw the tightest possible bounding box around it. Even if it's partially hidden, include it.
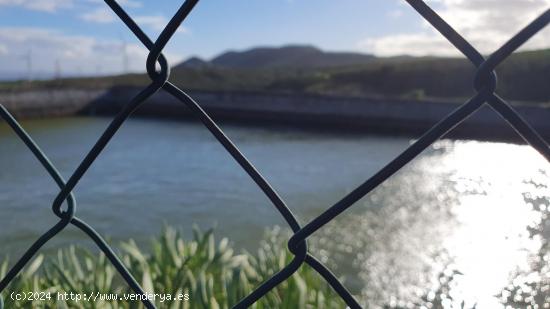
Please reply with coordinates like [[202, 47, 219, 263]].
[[1, 86, 549, 142]]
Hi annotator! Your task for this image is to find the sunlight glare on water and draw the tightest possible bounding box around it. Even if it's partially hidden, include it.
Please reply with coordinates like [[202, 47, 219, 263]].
[[437, 141, 549, 308], [314, 140, 549, 308]]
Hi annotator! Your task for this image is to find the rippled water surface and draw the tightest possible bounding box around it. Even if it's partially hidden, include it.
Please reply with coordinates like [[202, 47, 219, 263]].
[[1, 117, 548, 307]]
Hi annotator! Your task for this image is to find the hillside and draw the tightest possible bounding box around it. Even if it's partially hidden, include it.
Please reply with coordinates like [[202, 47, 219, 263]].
[[176, 45, 376, 69], [4, 46, 549, 104], [172, 47, 550, 103]]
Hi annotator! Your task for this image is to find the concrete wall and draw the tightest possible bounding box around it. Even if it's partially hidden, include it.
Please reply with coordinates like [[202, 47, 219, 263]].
[[2, 86, 550, 141], [0, 88, 107, 118], [92, 87, 550, 141]]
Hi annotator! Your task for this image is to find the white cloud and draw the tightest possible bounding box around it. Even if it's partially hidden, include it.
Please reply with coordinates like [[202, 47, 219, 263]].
[[387, 9, 404, 19], [0, 0, 72, 12], [0, 27, 184, 79], [80, 7, 116, 23], [117, 0, 142, 8], [81, 9, 190, 35], [80, 1, 145, 24], [359, 0, 550, 56], [86, 0, 142, 9], [134, 15, 169, 31], [133, 15, 189, 33]]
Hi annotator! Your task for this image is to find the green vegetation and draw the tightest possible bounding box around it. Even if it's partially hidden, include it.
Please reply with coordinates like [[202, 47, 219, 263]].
[[0, 227, 345, 309], [1, 47, 549, 104], [0, 223, 547, 308]]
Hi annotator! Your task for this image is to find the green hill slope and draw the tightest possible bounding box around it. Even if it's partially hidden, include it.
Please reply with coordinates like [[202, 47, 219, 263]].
[[4, 47, 549, 104]]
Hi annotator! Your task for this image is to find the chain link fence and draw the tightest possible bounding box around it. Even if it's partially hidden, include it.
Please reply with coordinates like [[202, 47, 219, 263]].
[[0, 0, 549, 308]]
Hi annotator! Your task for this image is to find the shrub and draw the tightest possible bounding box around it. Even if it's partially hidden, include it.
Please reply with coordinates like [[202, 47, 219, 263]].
[[0, 227, 346, 308]]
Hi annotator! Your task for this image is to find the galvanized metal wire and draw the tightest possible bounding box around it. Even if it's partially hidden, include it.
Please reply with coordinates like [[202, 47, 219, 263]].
[[0, 0, 549, 308]]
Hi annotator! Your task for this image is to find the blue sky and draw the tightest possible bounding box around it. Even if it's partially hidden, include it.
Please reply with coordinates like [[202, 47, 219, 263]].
[[0, 0, 548, 79]]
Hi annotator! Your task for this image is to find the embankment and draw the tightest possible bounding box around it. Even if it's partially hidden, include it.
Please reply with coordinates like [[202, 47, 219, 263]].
[[0, 88, 107, 119], [2, 86, 550, 141]]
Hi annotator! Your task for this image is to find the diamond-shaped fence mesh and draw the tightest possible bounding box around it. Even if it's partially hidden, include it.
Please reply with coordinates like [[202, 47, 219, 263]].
[[0, 0, 549, 308]]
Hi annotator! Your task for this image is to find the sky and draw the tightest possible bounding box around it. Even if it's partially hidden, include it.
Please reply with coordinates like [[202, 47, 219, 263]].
[[0, 0, 548, 79]]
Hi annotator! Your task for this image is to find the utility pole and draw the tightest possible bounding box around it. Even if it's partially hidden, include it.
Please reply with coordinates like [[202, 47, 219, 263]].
[[24, 49, 32, 81], [54, 58, 61, 80], [121, 38, 129, 74]]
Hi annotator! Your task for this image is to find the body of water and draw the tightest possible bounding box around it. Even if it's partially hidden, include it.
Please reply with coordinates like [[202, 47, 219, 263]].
[[1, 116, 548, 307]]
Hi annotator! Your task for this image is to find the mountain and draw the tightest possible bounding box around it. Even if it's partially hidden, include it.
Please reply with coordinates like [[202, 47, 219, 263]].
[[9, 47, 549, 104], [177, 56, 210, 69], [168, 47, 549, 103], [175, 45, 375, 69]]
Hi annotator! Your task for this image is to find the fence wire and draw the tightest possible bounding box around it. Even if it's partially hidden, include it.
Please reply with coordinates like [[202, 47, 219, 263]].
[[0, 0, 549, 308]]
